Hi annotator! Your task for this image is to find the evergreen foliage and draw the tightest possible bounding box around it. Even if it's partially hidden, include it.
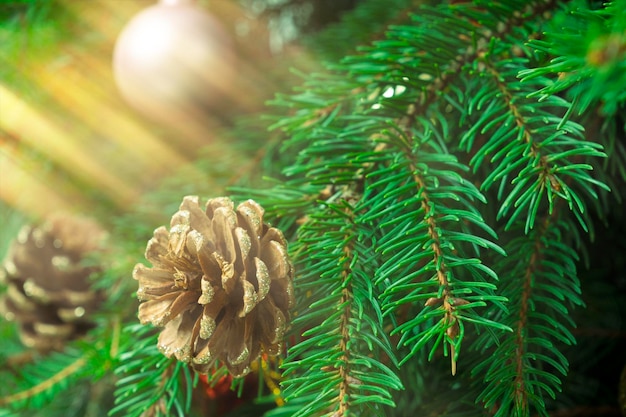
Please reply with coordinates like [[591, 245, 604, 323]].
[[242, 0, 624, 415], [1, 0, 625, 416], [110, 324, 195, 417]]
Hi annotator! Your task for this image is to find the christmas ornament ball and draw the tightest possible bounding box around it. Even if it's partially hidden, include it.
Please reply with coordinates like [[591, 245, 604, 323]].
[[113, 0, 235, 125]]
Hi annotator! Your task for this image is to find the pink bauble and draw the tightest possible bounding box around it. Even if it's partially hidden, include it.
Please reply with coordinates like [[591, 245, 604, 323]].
[[113, 0, 235, 129]]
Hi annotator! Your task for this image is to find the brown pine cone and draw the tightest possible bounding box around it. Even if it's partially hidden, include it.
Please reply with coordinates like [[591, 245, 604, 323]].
[[133, 196, 294, 377], [0, 214, 105, 351]]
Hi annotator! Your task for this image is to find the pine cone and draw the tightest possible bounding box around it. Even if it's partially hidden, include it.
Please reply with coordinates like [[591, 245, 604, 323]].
[[133, 196, 294, 377], [0, 214, 105, 351]]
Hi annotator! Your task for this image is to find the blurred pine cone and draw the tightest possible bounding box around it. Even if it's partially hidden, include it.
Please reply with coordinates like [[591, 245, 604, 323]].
[[0, 214, 105, 351], [134, 196, 294, 377]]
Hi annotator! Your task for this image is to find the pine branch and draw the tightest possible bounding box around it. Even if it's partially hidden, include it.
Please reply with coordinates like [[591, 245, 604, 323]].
[[0, 352, 86, 406], [110, 323, 196, 417], [462, 53, 608, 233], [519, 0, 626, 117], [363, 129, 508, 375], [281, 199, 402, 416], [516, 0, 626, 206], [337, 232, 354, 416], [0, 347, 87, 411], [264, 2, 601, 413], [473, 216, 584, 417]]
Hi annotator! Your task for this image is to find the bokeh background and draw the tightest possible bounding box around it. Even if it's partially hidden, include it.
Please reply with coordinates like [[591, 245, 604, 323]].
[[0, 0, 324, 223]]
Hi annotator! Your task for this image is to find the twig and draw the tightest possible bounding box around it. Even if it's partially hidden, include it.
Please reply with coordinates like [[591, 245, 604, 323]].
[[0, 356, 86, 406]]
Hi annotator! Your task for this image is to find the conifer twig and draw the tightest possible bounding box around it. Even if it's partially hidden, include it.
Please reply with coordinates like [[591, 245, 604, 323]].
[[513, 214, 552, 412], [0, 356, 86, 406], [409, 159, 458, 375], [337, 204, 355, 415]]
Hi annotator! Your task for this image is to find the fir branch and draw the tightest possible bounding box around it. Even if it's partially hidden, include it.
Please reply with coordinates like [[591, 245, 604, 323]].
[[347, 0, 564, 120], [281, 199, 402, 416], [519, 0, 626, 117], [363, 130, 508, 375], [0, 353, 86, 407], [510, 216, 549, 414], [460, 52, 608, 233], [241, 1, 620, 416], [110, 323, 195, 417], [474, 216, 584, 417], [385, 129, 471, 376], [337, 229, 354, 416]]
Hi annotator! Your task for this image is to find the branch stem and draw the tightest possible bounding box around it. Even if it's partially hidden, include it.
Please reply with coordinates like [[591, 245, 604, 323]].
[[337, 202, 356, 415], [0, 356, 86, 406], [513, 215, 553, 412]]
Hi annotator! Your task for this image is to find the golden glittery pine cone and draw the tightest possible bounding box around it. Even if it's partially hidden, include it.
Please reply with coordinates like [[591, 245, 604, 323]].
[[0, 214, 105, 351], [133, 196, 294, 377]]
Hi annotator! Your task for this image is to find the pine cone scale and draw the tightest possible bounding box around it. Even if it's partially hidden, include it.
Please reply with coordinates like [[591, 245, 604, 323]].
[[181, 196, 214, 239], [5, 285, 37, 312], [234, 227, 252, 265], [138, 292, 180, 326], [34, 321, 74, 337], [212, 207, 237, 263], [241, 279, 258, 317], [57, 289, 98, 307], [236, 202, 263, 253], [145, 227, 169, 263], [134, 265, 177, 301], [198, 289, 228, 336], [269, 276, 295, 311], [262, 240, 290, 281], [254, 257, 271, 301], [157, 310, 195, 362]]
